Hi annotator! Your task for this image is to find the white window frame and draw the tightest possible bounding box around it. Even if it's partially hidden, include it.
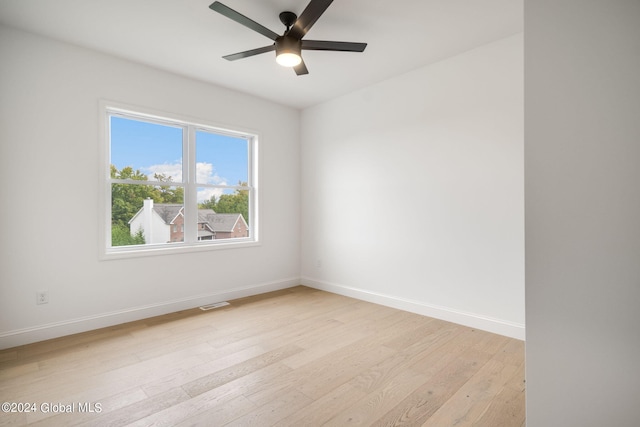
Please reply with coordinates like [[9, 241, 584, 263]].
[[98, 101, 259, 259]]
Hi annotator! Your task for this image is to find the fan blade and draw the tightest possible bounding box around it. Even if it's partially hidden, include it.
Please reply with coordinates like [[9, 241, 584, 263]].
[[222, 45, 275, 61], [209, 2, 280, 41], [288, 0, 333, 40], [294, 59, 309, 76], [302, 40, 367, 52]]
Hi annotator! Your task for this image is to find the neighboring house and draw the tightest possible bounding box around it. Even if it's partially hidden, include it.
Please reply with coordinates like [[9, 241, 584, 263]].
[[128, 199, 248, 244], [128, 200, 181, 244], [204, 213, 249, 239]]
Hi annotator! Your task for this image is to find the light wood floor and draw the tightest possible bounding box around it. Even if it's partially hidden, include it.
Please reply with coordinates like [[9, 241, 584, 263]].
[[0, 286, 525, 426]]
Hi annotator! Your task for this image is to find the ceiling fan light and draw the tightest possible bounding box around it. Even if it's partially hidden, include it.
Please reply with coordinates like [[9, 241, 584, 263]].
[[276, 52, 302, 67], [275, 36, 302, 67]]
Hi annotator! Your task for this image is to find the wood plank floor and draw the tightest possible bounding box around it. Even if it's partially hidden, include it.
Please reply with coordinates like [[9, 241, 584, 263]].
[[0, 286, 525, 426]]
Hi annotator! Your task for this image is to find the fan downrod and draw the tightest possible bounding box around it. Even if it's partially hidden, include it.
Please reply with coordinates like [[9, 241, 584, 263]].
[[279, 11, 297, 31]]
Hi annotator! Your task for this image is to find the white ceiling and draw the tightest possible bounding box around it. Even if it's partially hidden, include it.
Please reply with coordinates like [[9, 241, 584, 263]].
[[0, 0, 522, 109]]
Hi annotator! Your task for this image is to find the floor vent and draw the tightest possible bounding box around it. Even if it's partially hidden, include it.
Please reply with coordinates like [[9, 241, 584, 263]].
[[199, 301, 230, 311]]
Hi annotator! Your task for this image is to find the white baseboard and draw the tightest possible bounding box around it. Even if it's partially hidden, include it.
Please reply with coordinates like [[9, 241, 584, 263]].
[[0, 278, 300, 350], [301, 277, 525, 340], [1, 277, 525, 349]]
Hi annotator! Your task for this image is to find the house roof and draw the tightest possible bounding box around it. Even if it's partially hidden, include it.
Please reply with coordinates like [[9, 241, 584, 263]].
[[205, 213, 247, 233], [197, 230, 215, 238], [152, 204, 183, 225], [129, 202, 246, 233], [198, 209, 216, 223]]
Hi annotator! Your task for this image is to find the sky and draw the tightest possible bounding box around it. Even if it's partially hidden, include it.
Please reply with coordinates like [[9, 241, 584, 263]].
[[110, 115, 249, 202]]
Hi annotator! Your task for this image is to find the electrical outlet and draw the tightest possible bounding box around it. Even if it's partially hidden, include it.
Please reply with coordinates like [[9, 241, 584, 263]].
[[37, 290, 49, 305]]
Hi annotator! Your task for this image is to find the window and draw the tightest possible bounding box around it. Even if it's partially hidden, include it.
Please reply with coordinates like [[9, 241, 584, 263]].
[[101, 103, 258, 258]]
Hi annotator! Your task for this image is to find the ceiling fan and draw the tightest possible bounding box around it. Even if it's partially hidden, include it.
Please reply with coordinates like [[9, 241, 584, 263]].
[[209, 0, 367, 76]]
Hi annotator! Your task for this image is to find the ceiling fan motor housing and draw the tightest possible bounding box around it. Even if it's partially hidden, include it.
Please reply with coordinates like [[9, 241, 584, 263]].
[[275, 35, 302, 57]]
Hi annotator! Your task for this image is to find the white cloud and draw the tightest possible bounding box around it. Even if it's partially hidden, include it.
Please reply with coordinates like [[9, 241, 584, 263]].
[[143, 162, 183, 182], [197, 187, 224, 204], [196, 162, 226, 186], [143, 162, 227, 203]]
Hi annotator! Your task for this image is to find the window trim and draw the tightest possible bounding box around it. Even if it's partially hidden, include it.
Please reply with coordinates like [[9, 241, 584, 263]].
[[98, 100, 259, 260]]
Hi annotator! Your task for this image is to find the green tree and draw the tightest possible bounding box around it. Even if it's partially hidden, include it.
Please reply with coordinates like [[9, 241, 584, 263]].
[[110, 165, 183, 245], [153, 172, 184, 204], [110, 165, 151, 227], [198, 182, 249, 224], [199, 195, 218, 211], [111, 224, 145, 246]]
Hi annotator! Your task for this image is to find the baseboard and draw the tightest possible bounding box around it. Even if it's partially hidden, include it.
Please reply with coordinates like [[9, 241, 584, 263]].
[[0, 278, 300, 350], [301, 277, 525, 340], [1, 277, 525, 349]]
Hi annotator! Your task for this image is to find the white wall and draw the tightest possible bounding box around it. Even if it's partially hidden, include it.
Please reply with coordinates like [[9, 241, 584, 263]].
[[0, 25, 300, 348], [300, 34, 525, 339], [525, 1, 640, 425]]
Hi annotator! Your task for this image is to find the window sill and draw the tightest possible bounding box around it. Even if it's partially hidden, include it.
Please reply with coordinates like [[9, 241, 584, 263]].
[[100, 239, 260, 261]]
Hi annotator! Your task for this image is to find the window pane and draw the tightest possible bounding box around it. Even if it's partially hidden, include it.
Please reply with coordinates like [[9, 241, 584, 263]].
[[104, 106, 257, 257], [111, 183, 184, 247], [197, 187, 249, 240], [110, 116, 183, 183], [195, 130, 248, 186]]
